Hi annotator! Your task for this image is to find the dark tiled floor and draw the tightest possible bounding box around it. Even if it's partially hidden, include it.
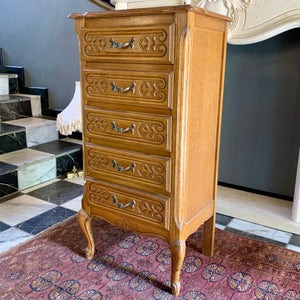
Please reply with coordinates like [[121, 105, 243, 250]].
[[16, 206, 77, 235], [28, 180, 83, 205], [31, 140, 81, 155]]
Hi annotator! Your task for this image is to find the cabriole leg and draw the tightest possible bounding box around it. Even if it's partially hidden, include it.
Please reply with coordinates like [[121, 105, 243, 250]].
[[77, 209, 95, 259], [169, 240, 186, 296]]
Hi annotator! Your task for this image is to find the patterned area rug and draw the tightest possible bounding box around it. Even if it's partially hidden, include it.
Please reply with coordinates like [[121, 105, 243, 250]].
[[0, 216, 299, 300]]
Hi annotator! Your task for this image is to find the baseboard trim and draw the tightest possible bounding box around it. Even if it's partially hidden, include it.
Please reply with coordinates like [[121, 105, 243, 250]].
[[218, 181, 293, 202]]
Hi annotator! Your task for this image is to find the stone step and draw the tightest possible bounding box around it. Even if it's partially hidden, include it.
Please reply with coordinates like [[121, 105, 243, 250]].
[[0, 123, 27, 155], [0, 139, 83, 198], [0, 74, 18, 96], [3, 117, 58, 147], [0, 94, 41, 122]]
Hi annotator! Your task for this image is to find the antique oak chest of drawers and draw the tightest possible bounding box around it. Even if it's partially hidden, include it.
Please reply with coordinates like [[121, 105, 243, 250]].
[[70, 5, 229, 296]]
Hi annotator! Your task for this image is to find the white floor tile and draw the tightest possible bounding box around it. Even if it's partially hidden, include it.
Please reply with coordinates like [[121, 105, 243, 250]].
[[215, 223, 226, 230], [61, 195, 82, 212], [0, 194, 56, 226], [227, 218, 292, 243], [286, 244, 300, 253], [0, 227, 33, 253]]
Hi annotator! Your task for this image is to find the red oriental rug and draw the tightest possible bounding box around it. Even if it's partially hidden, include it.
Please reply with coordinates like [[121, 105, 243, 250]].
[[0, 216, 299, 300]]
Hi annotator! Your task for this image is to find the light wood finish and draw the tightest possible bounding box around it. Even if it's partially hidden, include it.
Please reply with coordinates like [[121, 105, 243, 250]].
[[70, 5, 229, 296]]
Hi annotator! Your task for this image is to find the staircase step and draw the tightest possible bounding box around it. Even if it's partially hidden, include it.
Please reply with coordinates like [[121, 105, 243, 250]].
[[13, 93, 41, 117], [3, 117, 58, 147], [0, 140, 83, 197], [0, 95, 32, 121], [0, 74, 18, 96], [0, 162, 18, 197], [0, 123, 27, 154], [0, 148, 56, 191], [31, 140, 83, 176]]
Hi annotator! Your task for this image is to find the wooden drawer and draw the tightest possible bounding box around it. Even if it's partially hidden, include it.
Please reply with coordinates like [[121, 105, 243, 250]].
[[81, 25, 174, 64], [85, 144, 171, 195], [85, 178, 169, 230], [83, 69, 173, 110], [84, 108, 171, 153]]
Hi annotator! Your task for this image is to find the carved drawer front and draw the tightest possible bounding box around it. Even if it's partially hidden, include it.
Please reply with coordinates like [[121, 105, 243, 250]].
[[85, 144, 171, 195], [83, 69, 173, 110], [84, 108, 171, 152], [86, 179, 169, 229], [81, 25, 174, 64]]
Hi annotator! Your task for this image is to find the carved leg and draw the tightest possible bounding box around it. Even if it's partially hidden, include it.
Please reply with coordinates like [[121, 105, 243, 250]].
[[202, 215, 215, 256], [77, 209, 95, 259], [169, 240, 186, 296]]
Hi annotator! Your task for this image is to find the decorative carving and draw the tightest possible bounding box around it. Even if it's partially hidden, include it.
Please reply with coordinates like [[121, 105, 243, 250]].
[[86, 75, 108, 95], [88, 150, 110, 170], [83, 29, 169, 58], [84, 33, 107, 54], [136, 162, 165, 185], [88, 182, 165, 223], [87, 148, 166, 186], [138, 78, 166, 101], [197, 0, 251, 33], [86, 112, 166, 145], [85, 74, 167, 101], [139, 30, 168, 56], [137, 201, 164, 223]]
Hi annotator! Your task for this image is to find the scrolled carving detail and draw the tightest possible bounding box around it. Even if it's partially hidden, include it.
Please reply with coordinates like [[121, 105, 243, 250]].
[[87, 182, 164, 223], [136, 122, 165, 145], [197, 0, 251, 32], [86, 113, 109, 133], [86, 75, 108, 95], [86, 112, 166, 146], [139, 30, 168, 56], [136, 162, 165, 185], [138, 79, 167, 101], [88, 150, 110, 170], [137, 201, 164, 223], [84, 33, 107, 54]]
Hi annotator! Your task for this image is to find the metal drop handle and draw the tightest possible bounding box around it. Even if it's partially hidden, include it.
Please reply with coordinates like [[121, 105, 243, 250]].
[[111, 120, 135, 134], [111, 81, 136, 94], [112, 159, 136, 173], [110, 37, 135, 49], [113, 195, 135, 209]]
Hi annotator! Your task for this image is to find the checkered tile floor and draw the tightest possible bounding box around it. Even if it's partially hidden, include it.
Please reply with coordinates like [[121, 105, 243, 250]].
[[0, 177, 299, 255]]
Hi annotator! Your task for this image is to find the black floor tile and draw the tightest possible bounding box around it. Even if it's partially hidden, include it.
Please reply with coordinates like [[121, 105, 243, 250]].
[[15, 207, 76, 235], [31, 140, 81, 155], [225, 227, 287, 248], [216, 213, 233, 226], [0, 221, 10, 232], [56, 149, 83, 176], [289, 234, 300, 247], [28, 180, 83, 205]]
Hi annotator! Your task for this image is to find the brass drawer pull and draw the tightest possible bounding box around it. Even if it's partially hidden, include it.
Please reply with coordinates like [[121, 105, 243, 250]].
[[111, 120, 136, 134], [111, 81, 136, 94], [110, 37, 135, 49], [113, 195, 136, 209], [112, 159, 136, 173]]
